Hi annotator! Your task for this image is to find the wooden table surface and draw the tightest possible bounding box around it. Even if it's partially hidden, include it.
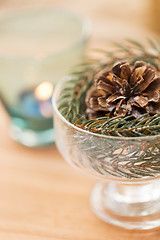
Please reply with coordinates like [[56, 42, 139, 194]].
[[1, 1, 160, 239]]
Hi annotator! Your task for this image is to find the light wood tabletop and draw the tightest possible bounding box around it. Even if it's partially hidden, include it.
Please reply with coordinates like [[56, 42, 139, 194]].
[[1, 1, 160, 239], [1, 108, 160, 240]]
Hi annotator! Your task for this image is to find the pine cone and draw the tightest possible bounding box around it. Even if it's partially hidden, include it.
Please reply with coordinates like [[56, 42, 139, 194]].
[[85, 61, 160, 119]]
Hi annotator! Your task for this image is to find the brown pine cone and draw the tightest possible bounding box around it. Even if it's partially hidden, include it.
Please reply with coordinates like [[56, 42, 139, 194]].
[[85, 61, 160, 119]]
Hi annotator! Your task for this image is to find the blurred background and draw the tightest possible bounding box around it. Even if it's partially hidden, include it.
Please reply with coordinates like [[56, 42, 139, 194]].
[[0, 0, 158, 47]]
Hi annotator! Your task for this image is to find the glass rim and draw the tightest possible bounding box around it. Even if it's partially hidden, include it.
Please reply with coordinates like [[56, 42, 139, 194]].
[[52, 76, 160, 142], [0, 7, 92, 60]]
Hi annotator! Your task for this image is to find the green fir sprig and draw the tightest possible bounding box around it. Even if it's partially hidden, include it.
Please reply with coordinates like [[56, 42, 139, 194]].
[[74, 114, 160, 137]]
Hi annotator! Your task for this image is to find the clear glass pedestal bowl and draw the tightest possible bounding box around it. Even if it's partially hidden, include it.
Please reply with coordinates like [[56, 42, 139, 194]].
[[53, 78, 160, 230]]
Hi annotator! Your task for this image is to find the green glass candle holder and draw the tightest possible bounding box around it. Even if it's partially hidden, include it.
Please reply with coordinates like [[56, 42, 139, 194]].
[[0, 8, 91, 147]]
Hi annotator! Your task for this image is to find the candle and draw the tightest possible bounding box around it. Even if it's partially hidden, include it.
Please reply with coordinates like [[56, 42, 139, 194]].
[[20, 81, 53, 118], [18, 81, 54, 131]]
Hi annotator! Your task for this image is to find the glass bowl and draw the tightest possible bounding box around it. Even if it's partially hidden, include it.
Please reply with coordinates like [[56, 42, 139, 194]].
[[0, 8, 91, 147], [53, 77, 160, 230]]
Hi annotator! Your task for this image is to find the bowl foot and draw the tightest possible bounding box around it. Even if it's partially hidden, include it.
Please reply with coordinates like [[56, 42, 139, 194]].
[[90, 181, 160, 230]]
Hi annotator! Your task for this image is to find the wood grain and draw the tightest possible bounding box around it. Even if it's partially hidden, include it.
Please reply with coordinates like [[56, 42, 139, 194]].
[[1, 104, 160, 240], [0, 1, 160, 239]]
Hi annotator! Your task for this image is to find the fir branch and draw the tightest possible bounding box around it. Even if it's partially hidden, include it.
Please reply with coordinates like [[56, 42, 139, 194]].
[[70, 124, 160, 179], [58, 61, 106, 123], [75, 114, 160, 137]]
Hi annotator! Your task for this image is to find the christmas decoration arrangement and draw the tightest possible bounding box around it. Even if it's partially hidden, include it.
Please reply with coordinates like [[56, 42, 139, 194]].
[[58, 39, 160, 137], [55, 39, 160, 229]]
